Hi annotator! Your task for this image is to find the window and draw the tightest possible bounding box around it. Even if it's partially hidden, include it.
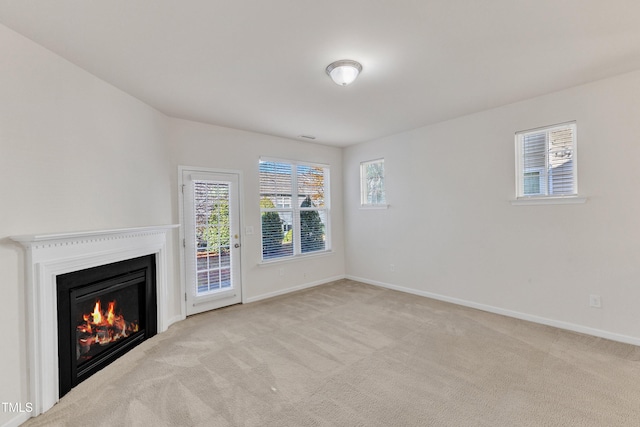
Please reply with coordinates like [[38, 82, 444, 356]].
[[515, 122, 577, 198], [259, 159, 330, 260], [360, 159, 386, 206]]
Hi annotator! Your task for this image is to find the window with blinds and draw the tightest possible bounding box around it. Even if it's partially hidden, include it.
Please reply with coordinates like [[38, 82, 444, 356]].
[[259, 159, 330, 260], [515, 122, 577, 198], [192, 180, 232, 294]]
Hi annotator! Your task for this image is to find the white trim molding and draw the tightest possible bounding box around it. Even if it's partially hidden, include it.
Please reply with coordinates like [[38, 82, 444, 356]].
[[359, 204, 390, 210], [510, 196, 587, 206], [347, 275, 640, 347], [244, 275, 345, 304], [10, 224, 179, 418]]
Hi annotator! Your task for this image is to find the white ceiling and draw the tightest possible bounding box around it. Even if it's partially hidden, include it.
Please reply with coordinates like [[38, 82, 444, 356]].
[[2, 1, 640, 147]]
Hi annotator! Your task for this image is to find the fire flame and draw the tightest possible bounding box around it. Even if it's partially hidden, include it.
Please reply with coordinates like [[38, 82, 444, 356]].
[[77, 299, 139, 354], [91, 300, 102, 324], [106, 301, 116, 325]]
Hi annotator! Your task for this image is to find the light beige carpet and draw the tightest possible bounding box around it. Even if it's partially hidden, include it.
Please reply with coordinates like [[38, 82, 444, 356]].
[[24, 279, 640, 426]]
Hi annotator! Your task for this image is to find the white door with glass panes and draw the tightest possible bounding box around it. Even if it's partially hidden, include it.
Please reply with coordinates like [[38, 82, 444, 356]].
[[182, 169, 242, 315]]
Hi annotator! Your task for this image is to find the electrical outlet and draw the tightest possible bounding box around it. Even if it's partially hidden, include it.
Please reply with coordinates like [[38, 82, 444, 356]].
[[279, 268, 284, 277], [589, 294, 602, 308], [390, 264, 395, 272]]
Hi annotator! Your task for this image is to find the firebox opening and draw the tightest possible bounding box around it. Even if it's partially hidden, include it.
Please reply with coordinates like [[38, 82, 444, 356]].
[[57, 255, 157, 398]]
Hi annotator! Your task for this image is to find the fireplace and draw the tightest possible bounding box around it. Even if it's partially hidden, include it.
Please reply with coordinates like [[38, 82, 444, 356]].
[[11, 225, 179, 417], [56, 255, 157, 397]]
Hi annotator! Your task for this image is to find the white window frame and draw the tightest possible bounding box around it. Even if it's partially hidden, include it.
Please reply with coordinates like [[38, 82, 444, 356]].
[[259, 157, 331, 262], [514, 122, 585, 205], [360, 158, 388, 208]]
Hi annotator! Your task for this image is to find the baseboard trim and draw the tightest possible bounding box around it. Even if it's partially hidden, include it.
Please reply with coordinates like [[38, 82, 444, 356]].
[[167, 314, 186, 329], [347, 275, 640, 347], [245, 275, 346, 304], [1, 411, 32, 427]]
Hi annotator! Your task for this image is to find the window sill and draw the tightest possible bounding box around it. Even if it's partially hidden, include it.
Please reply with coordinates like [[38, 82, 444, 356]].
[[258, 250, 335, 267], [359, 204, 390, 210], [510, 196, 587, 206]]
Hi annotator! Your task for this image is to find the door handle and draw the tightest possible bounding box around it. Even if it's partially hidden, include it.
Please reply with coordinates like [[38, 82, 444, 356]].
[[234, 243, 241, 248]]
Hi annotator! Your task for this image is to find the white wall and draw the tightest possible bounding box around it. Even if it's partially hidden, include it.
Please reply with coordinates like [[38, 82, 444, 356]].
[[0, 25, 175, 426], [344, 69, 640, 344], [0, 24, 345, 426], [4, 13, 639, 426], [167, 118, 345, 304]]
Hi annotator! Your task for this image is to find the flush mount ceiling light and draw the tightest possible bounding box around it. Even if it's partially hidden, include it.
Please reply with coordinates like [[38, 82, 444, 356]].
[[326, 59, 362, 86]]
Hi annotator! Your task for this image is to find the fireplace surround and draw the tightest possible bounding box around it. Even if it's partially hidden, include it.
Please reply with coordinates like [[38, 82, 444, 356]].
[[11, 225, 179, 417], [56, 254, 157, 398]]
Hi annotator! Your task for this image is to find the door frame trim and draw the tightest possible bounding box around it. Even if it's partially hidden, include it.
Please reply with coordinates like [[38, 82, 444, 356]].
[[178, 165, 245, 318]]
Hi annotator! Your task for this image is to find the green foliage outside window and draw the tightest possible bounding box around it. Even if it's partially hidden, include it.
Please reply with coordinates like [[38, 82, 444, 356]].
[[300, 196, 325, 253], [261, 198, 283, 257], [205, 200, 230, 254]]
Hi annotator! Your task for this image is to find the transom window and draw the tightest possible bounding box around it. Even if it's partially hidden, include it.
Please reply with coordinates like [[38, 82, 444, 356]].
[[515, 122, 577, 198], [259, 159, 330, 261]]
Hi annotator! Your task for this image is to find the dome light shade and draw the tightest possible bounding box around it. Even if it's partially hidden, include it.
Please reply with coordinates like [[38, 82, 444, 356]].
[[326, 60, 362, 86]]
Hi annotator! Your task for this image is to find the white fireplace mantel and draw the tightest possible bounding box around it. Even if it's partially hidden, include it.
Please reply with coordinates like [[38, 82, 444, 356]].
[[11, 224, 179, 417]]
